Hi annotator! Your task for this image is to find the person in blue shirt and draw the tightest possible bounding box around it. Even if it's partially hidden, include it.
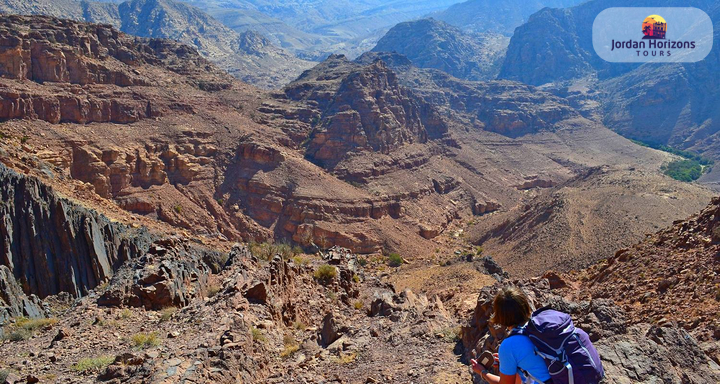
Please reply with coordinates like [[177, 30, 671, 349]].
[[471, 287, 552, 384]]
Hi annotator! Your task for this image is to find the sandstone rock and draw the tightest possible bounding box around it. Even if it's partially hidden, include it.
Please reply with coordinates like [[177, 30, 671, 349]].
[[320, 312, 344, 347], [244, 281, 268, 304], [542, 271, 567, 290]]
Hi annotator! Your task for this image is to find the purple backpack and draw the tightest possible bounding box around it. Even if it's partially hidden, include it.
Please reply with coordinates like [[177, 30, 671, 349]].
[[510, 307, 604, 384]]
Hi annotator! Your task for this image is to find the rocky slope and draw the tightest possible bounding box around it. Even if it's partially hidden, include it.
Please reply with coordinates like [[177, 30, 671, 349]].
[[0, 14, 718, 383], [433, 0, 582, 35], [372, 18, 508, 81], [0, 0, 314, 88], [1, 169, 718, 383], [498, 0, 720, 181], [0, 15, 713, 283]]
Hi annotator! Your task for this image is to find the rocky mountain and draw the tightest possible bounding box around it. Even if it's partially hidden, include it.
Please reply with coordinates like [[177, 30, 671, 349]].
[[498, 0, 720, 185], [0, 0, 314, 88], [433, 0, 583, 35], [0, 14, 718, 383], [371, 18, 508, 81]]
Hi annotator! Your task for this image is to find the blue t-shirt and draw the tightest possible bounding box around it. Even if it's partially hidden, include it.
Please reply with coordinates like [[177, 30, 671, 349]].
[[499, 333, 551, 383]]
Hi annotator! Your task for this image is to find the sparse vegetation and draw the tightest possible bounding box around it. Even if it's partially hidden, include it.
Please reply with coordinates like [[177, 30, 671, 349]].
[[293, 321, 307, 331], [72, 356, 114, 373], [120, 309, 132, 319], [16, 317, 57, 332], [206, 284, 222, 298], [313, 264, 337, 284], [292, 255, 310, 266], [280, 334, 300, 359], [4, 329, 30, 341], [387, 253, 403, 267], [251, 327, 267, 343], [131, 332, 160, 349], [159, 307, 177, 322], [335, 352, 357, 364], [632, 139, 715, 166], [632, 139, 713, 182], [439, 326, 461, 343], [249, 241, 302, 261], [3, 317, 57, 341]]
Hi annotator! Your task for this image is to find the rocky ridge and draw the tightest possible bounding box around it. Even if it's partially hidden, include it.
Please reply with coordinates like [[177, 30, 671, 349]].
[[0, 0, 314, 89], [372, 18, 509, 81], [497, 0, 720, 185]]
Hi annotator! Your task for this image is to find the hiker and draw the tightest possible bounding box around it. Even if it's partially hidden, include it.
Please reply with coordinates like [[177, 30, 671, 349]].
[[471, 286, 604, 384], [472, 286, 551, 384]]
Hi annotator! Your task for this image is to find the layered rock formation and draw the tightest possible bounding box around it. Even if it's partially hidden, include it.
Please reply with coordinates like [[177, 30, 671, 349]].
[[0, 0, 314, 89]]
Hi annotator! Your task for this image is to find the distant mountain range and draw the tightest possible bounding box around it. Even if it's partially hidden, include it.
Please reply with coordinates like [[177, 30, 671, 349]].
[[433, 0, 583, 35], [0, 0, 315, 88], [497, 0, 720, 185], [372, 18, 509, 81]]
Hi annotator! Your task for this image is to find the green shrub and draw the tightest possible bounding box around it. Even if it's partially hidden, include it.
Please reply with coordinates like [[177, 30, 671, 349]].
[[119, 309, 132, 319], [72, 356, 114, 373], [280, 334, 299, 359], [159, 307, 177, 322], [4, 329, 30, 342], [292, 255, 310, 266], [131, 332, 160, 349], [250, 327, 266, 343], [388, 253, 403, 267], [662, 159, 703, 182], [206, 284, 222, 298], [313, 264, 337, 284], [293, 321, 307, 331], [16, 317, 57, 332]]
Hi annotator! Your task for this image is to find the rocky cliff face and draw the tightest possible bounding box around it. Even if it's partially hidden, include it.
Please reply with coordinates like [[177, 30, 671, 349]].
[[0, 14, 232, 124], [305, 60, 447, 168], [0, 0, 314, 89], [357, 51, 579, 138], [372, 18, 508, 81], [0, 164, 153, 301]]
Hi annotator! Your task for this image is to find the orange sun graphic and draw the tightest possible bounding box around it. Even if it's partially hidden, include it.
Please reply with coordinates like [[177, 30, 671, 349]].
[[642, 15, 667, 39]]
